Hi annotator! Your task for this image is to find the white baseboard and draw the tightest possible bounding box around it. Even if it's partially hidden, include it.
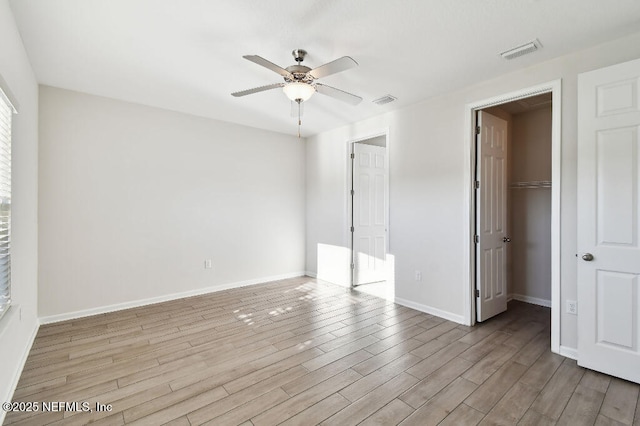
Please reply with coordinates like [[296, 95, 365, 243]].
[[509, 293, 552, 308], [394, 297, 466, 325], [0, 309, 39, 425], [39, 272, 306, 324], [305, 271, 317, 278], [559, 345, 578, 360]]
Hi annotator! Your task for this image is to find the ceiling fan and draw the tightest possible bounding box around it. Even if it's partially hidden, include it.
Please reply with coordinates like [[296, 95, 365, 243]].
[[232, 49, 362, 136], [232, 49, 362, 105]]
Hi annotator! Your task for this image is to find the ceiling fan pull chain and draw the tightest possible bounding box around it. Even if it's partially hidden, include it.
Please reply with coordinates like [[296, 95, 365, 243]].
[[298, 100, 302, 138]]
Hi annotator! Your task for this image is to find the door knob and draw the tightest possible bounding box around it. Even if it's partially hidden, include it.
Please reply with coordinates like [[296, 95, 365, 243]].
[[503, 237, 511, 243], [582, 253, 594, 261]]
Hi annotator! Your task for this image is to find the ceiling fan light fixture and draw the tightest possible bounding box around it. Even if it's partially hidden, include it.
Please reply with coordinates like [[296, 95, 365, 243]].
[[283, 82, 315, 102]]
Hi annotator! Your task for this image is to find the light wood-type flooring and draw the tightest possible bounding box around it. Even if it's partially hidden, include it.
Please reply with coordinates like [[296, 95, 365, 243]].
[[5, 276, 640, 425]]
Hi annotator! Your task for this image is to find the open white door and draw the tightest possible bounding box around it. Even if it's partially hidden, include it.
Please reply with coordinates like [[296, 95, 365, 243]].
[[476, 111, 509, 322], [352, 143, 387, 286], [577, 58, 640, 384]]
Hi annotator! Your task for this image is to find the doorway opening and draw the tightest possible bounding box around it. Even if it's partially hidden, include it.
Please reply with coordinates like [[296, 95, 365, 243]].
[[464, 81, 562, 354], [348, 132, 390, 300], [477, 93, 553, 320]]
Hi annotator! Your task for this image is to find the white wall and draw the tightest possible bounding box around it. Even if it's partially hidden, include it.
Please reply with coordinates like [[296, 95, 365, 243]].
[[306, 31, 640, 350], [38, 86, 305, 319], [0, 0, 39, 417]]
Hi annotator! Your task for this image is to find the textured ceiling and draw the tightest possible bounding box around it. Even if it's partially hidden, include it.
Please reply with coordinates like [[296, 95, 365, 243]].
[[9, 0, 640, 137], [494, 93, 552, 115]]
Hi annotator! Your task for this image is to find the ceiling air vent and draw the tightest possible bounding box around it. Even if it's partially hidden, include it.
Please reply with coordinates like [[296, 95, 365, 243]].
[[372, 95, 397, 106], [500, 39, 541, 60]]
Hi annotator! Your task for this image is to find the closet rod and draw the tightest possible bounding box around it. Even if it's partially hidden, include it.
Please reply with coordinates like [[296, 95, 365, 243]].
[[509, 180, 552, 189]]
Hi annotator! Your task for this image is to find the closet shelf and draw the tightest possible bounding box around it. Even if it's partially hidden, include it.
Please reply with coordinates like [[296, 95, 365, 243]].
[[509, 180, 552, 189]]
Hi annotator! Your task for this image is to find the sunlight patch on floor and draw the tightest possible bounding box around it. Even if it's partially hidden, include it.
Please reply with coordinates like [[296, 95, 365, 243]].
[[353, 280, 394, 302]]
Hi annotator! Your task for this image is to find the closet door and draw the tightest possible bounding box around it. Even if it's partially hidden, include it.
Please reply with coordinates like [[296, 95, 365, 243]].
[[476, 111, 508, 322]]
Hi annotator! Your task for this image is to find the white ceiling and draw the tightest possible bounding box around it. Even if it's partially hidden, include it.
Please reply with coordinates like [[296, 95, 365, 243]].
[[9, 0, 640, 137], [492, 92, 552, 115]]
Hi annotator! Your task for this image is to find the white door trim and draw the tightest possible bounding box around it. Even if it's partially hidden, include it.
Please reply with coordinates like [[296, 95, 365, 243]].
[[345, 128, 390, 287], [463, 80, 562, 355]]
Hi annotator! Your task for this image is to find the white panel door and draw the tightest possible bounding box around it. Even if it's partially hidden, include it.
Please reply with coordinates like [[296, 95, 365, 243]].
[[578, 58, 640, 384], [476, 111, 509, 322], [352, 143, 387, 285]]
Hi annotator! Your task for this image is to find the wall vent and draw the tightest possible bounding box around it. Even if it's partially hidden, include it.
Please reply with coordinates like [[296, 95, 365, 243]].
[[372, 95, 397, 106], [500, 39, 541, 60]]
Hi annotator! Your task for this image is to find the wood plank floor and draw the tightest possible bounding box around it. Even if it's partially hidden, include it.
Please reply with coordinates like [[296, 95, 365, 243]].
[[5, 277, 640, 425]]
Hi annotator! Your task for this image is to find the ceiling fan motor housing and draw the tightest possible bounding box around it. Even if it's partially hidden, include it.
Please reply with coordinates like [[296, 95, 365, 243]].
[[285, 64, 313, 83]]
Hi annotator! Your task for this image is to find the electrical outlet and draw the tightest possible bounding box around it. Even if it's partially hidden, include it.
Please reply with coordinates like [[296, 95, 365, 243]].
[[204, 259, 212, 269], [567, 300, 577, 315], [415, 271, 422, 281]]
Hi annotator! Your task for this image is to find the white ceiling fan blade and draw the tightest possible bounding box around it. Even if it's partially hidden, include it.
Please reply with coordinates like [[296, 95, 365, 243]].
[[315, 83, 362, 105], [243, 55, 293, 79], [309, 56, 358, 79], [231, 83, 284, 97]]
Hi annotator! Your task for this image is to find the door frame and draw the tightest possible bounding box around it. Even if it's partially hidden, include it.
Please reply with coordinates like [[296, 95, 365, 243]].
[[463, 80, 562, 355], [345, 128, 390, 288]]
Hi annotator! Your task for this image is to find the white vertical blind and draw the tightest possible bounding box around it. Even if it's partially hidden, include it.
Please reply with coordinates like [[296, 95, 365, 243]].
[[0, 89, 12, 321]]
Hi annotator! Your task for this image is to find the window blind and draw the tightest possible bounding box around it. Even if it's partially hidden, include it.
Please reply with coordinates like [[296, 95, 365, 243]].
[[0, 89, 12, 321]]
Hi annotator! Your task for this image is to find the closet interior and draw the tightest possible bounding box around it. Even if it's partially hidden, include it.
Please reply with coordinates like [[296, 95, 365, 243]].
[[485, 93, 552, 307]]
